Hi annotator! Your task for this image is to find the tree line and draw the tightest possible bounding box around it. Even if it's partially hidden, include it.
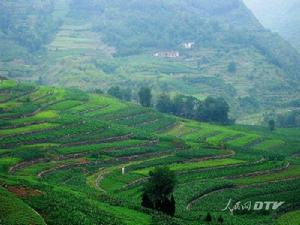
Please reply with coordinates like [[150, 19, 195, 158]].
[[264, 110, 300, 129], [105, 86, 232, 125], [156, 93, 231, 124]]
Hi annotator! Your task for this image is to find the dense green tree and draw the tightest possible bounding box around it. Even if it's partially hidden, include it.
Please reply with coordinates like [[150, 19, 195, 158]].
[[107, 86, 123, 99], [138, 87, 152, 107], [141, 193, 153, 209], [107, 86, 132, 101], [268, 119, 275, 131], [217, 215, 224, 224], [172, 95, 186, 116], [155, 93, 231, 124], [184, 96, 199, 119], [172, 95, 199, 119], [168, 195, 176, 217], [204, 213, 212, 223], [156, 94, 173, 113], [94, 89, 104, 94], [0, 0, 60, 52], [196, 97, 230, 124], [276, 110, 300, 128], [142, 167, 176, 216]]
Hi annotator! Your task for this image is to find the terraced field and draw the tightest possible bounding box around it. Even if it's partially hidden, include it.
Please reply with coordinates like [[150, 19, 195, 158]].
[[277, 211, 300, 225], [1, 80, 300, 225]]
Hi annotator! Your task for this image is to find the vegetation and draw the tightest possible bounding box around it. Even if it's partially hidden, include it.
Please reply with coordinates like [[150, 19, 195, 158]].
[[0, 187, 46, 225], [0, 0, 300, 124], [0, 0, 60, 52], [156, 93, 231, 124], [277, 210, 300, 225], [0, 80, 299, 225], [138, 87, 152, 108], [108, 86, 132, 101], [264, 110, 300, 128], [277, 110, 300, 128], [142, 167, 176, 216], [268, 119, 276, 131], [1, 0, 300, 224]]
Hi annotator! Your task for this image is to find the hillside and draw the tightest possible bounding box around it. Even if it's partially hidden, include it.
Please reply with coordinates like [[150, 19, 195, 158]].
[[244, 0, 300, 52], [1, 0, 300, 123], [1, 79, 300, 224]]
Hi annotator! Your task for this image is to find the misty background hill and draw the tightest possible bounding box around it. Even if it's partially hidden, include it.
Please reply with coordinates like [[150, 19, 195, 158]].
[[1, 0, 300, 124], [244, 0, 300, 52]]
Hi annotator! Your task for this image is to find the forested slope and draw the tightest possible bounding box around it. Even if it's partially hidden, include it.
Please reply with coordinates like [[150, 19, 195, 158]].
[[1, 0, 300, 123]]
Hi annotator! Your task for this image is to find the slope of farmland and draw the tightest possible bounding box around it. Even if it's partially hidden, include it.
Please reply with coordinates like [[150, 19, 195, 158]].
[[0, 79, 300, 225]]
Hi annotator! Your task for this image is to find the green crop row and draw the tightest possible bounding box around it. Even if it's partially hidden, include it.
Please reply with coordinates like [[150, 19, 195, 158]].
[[134, 158, 245, 175]]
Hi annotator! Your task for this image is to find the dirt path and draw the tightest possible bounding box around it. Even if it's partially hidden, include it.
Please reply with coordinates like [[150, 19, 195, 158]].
[[37, 161, 89, 178], [9, 158, 50, 174], [95, 168, 108, 193]]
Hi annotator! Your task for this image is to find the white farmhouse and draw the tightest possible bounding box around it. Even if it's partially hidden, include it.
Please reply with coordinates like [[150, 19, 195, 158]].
[[183, 42, 195, 49]]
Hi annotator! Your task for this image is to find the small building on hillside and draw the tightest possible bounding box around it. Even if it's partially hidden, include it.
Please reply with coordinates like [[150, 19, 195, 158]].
[[153, 51, 180, 58], [183, 42, 195, 49]]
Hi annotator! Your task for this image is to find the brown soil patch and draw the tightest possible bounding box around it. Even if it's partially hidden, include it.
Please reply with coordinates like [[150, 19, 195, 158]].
[[8, 186, 43, 197], [79, 158, 89, 163]]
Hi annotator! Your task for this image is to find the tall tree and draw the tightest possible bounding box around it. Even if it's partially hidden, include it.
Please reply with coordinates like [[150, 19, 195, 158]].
[[142, 167, 176, 216], [268, 119, 275, 131], [205, 213, 212, 223], [173, 95, 186, 116], [196, 97, 230, 124], [138, 86, 152, 107], [217, 215, 224, 224], [184, 96, 199, 119]]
